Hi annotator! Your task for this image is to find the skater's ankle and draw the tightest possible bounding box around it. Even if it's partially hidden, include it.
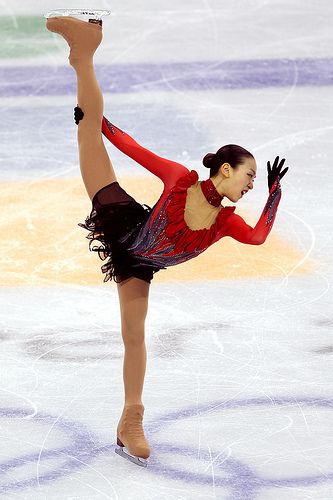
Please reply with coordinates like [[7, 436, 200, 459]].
[[124, 401, 144, 408]]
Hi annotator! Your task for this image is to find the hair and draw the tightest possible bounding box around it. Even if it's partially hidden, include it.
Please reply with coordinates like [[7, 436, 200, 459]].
[[203, 145, 254, 177]]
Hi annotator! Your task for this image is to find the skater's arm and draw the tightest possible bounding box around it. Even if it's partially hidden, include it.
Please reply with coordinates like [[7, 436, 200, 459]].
[[102, 117, 189, 188], [223, 178, 282, 245]]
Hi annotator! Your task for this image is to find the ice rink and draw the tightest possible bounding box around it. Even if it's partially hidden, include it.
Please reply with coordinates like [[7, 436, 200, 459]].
[[1, 0, 333, 498]]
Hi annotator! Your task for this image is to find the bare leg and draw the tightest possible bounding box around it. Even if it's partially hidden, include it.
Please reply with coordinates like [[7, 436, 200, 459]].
[[72, 57, 118, 200], [47, 17, 117, 200], [117, 277, 150, 405], [115, 277, 151, 461]]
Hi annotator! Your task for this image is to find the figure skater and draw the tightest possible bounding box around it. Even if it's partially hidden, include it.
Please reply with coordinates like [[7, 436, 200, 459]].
[[46, 15, 289, 468]]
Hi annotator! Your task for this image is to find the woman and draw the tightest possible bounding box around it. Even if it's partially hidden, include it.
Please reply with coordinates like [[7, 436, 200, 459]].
[[46, 15, 288, 468]]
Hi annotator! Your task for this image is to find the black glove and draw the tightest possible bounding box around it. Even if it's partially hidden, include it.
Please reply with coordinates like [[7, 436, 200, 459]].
[[267, 156, 289, 191], [74, 105, 84, 125]]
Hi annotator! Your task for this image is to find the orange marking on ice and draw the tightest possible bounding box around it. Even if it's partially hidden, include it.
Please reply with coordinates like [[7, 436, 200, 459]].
[[0, 177, 315, 286]]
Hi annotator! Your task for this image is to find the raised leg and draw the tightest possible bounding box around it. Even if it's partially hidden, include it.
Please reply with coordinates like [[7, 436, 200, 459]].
[[74, 57, 117, 201], [46, 16, 117, 201]]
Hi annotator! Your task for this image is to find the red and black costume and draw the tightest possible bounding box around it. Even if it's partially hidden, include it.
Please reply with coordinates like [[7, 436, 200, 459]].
[[78, 117, 282, 284]]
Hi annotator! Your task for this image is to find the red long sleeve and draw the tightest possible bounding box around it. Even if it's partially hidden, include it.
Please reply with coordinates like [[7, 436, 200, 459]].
[[101, 117, 189, 190], [223, 177, 282, 245]]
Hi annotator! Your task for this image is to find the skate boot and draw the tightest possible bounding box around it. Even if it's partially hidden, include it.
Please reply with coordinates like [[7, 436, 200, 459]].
[[46, 15, 103, 66], [115, 404, 150, 467]]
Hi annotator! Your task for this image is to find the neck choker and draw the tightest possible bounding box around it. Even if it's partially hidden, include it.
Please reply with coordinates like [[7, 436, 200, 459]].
[[200, 178, 223, 207]]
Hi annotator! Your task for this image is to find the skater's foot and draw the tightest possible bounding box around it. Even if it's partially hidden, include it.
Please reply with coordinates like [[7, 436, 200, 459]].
[[46, 16, 102, 66], [116, 404, 150, 465]]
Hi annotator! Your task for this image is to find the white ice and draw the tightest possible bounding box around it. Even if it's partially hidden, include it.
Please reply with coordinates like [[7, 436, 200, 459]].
[[0, 1, 333, 499]]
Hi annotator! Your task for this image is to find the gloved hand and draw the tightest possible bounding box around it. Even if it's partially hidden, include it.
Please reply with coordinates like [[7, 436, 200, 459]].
[[267, 156, 289, 191], [74, 105, 84, 125]]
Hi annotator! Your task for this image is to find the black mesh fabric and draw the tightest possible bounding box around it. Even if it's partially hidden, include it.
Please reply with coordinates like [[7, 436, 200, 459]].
[[78, 181, 161, 284]]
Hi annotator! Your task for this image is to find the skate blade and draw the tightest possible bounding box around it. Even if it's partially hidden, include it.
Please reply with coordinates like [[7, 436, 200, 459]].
[[44, 9, 112, 19], [115, 445, 148, 468]]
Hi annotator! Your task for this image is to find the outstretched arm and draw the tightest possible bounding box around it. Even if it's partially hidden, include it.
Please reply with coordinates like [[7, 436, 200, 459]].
[[224, 177, 282, 245], [101, 117, 189, 189]]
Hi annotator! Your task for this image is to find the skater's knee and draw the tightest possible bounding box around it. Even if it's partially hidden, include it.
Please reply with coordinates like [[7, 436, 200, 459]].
[[121, 324, 145, 347], [74, 106, 101, 134], [77, 125, 103, 146]]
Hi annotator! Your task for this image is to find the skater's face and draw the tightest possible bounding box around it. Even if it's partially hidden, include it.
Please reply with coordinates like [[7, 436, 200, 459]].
[[216, 157, 257, 203]]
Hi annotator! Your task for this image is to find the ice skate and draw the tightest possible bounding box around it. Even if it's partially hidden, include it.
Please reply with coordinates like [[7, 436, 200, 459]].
[[45, 14, 103, 65], [115, 404, 150, 467]]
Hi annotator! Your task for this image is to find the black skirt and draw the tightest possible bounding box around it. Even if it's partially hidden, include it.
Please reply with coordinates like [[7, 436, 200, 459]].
[[78, 181, 161, 284]]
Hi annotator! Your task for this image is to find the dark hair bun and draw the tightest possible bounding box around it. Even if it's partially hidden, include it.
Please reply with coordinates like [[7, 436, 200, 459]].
[[203, 144, 254, 177], [202, 153, 216, 168]]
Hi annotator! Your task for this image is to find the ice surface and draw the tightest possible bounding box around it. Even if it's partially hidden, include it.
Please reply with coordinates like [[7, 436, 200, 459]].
[[0, 0, 333, 498]]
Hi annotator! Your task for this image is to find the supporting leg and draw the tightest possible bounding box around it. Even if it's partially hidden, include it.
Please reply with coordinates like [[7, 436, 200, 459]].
[[115, 277, 151, 465], [117, 277, 150, 406]]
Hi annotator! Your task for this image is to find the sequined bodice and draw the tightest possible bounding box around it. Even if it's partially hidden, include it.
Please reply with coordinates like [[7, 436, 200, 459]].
[[124, 171, 236, 269]]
